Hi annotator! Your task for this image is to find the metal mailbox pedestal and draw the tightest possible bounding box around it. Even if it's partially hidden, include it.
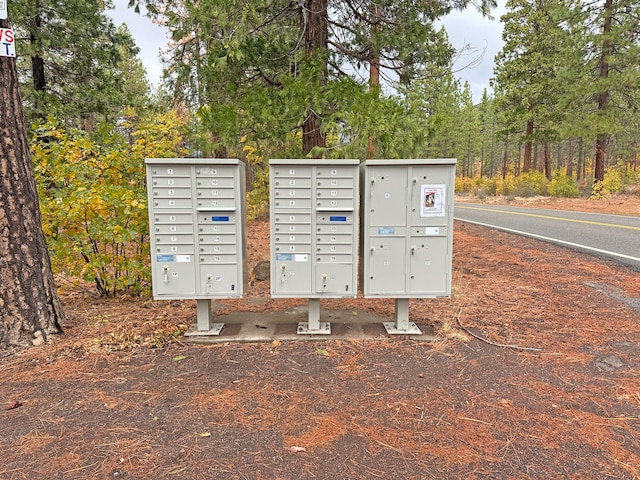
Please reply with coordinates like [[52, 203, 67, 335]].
[[360, 159, 456, 334], [146, 158, 247, 335], [269, 159, 359, 334]]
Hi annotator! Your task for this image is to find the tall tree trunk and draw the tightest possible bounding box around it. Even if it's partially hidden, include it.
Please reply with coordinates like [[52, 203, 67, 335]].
[[594, 0, 613, 184], [566, 139, 574, 178], [366, 55, 380, 159], [502, 137, 509, 179], [544, 142, 551, 180], [489, 118, 496, 177], [523, 119, 534, 173], [30, 6, 46, 119], [577, 137, 584, 181], [302, 0, 328, 156], [466, 135, 472, 177], [0, 19, 64, 348], [366, 4, 381, 160]]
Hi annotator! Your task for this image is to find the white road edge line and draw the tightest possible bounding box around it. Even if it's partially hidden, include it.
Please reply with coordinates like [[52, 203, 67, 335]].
[[455, 218, 640, 264]]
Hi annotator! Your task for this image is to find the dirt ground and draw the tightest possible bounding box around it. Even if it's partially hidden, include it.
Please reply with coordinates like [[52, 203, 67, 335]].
[[1, 195, 639, 479]]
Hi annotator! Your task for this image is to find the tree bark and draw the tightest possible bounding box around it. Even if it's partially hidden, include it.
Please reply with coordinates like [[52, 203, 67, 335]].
[[366, 3, 381, 160], [544, 142, 551, 180], [301, 0, 328, 156], [566, 138, 574, 178], [502, 137, 509, 179], [30, 5, 46, 119], [523, 119, 534, 173], [594, 0, 613, 184], [0, 19, 64, 348], [577, 137, 584, 181]]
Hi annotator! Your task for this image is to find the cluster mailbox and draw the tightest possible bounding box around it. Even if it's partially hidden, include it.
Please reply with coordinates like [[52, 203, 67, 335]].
[[360, 159, 456, 334], [146, 157, 455, 337], [146, 158, 246, 334], [269, 159, 359, 334]]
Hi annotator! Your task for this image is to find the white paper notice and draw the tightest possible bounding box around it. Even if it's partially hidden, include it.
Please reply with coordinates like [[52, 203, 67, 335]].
[[420, 184, 446, 217]]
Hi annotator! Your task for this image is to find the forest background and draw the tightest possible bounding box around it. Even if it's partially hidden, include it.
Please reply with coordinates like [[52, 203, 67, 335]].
[[5, 0, 640, 298]]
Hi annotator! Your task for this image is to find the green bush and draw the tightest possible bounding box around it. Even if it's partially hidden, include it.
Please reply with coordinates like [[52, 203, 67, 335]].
[[590, 180, 607, 199], [246, 165, 270, 220], [496, 175, 516, 196], [32, 113, 187, 297], [602, 167, 625, 194], [549, 171, 580, 198], [514, 171, 549, 197], [455, 176, 474, 194]]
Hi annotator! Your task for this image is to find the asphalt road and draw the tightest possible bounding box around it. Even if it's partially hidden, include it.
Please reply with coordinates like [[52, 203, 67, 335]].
[[454, 203, 640, 271]]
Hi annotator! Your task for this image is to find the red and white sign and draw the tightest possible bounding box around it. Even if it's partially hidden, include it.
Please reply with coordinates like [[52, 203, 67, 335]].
[[0, 28, 15, 57]]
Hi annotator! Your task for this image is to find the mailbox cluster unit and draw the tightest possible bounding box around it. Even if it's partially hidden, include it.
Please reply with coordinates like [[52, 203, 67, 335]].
[[269, 159, 360, 334], [360, 159, 456, 334], [146, 158, 246, 334], [146, 157, 455, 336]]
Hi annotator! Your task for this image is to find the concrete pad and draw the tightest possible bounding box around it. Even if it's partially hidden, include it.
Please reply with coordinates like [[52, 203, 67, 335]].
[[183, 305, 438, 344]]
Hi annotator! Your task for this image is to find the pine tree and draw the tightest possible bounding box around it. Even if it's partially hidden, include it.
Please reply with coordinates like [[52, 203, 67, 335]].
[[131, 0, 495, 155], [1, 17, 64, 348], [568, 0, 640, 183], [493, 0, 569, 177], [11, 0, 141, 127]]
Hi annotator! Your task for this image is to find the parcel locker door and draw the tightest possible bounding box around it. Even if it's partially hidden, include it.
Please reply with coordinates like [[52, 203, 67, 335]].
[[407, 236, 450, 295], [366, 236, 406, 295], [366, 166, 408, 227], [408, 165, 454, 227], [315, 263, 355, 295], [199, 264, 240, 295]]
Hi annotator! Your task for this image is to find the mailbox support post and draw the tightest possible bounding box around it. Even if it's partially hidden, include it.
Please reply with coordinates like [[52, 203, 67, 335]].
[[195, 299, 224, 335], [296, 298, 331, 334]]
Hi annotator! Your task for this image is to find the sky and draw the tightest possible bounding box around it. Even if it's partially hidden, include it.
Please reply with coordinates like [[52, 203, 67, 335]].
[[440, 2, 506, 100], [107, 0, 505, 102]]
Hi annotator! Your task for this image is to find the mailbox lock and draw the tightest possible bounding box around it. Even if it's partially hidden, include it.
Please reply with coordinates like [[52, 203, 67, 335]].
[[162, 266, 169, 284]]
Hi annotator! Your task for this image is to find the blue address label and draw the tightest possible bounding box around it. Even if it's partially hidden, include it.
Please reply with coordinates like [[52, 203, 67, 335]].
[[211, 216, 230, 222], [275, 254, 293, 261], [378, 227, 395, 235], [329, 216, 347, 222], [156, 254, 174, 262]]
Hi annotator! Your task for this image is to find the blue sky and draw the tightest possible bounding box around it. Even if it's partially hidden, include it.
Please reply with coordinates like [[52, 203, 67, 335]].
[[108, 0, 505, 101]]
